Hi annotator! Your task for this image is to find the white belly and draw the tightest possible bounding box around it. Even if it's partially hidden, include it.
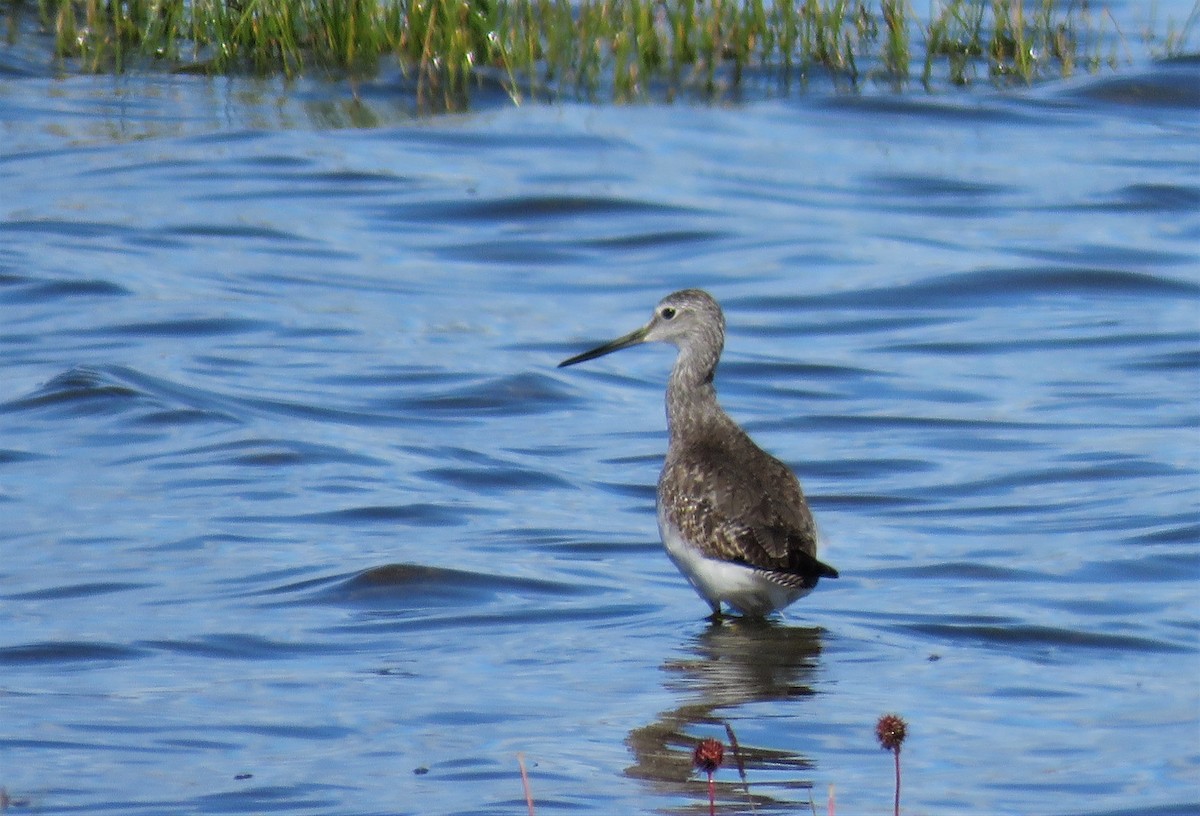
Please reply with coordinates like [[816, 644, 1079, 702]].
[[657, 512, 812, 616]]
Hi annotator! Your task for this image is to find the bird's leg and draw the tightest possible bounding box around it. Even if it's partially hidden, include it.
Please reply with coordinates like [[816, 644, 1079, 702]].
[[705, 603, 725, 624]]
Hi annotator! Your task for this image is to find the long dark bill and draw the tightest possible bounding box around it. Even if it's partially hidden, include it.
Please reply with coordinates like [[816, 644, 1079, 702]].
[[558, 325, 649, 368]]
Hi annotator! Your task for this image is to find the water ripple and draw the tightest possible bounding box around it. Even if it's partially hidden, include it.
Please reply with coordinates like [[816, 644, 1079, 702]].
[[381, 194, 701, 224], [419, 464, 571, 491], [755, 267, 1198, 311], [141, 634, 333, 660], [293, 504, 471, 526], [897, 622, 1188, 655], [1065, 58, 1200, 109], [1, 367, 239, 426], [1073, 183, 1200, 214], [115, 439, 385, 470], [84, 316, 273, 338], [1, 368, 141, 415], [1, 582, 153, 601], [394, 372, 578, 417], [0, 641, 150, 665], [0, 276, 129, 302], [305, 563, 585, 606]]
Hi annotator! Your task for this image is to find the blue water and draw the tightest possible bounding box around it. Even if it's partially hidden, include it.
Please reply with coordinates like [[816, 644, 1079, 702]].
[[2, 18, 1199, 816]]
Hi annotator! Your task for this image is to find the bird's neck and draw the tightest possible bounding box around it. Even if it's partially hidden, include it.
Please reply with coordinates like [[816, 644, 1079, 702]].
[[665, 345, 723, 438]]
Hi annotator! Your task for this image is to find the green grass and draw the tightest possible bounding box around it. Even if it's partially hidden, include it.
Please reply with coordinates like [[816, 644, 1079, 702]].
[[4, 0, 1198, 108]]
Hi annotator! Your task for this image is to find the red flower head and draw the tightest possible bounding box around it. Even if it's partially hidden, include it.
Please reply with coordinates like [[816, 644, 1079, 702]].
[[692, 737, 724, 775], [876, 713, 908, 753]]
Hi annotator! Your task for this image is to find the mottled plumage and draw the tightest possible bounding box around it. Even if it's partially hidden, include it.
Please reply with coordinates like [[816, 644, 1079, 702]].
[[559, 289, 838, 617]]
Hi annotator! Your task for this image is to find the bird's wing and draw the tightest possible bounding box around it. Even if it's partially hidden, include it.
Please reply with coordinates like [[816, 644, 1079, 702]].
[[659, 437, 834, 580]]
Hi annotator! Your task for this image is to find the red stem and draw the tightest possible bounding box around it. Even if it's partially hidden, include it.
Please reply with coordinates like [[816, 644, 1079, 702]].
[[708, 771, 716, 816], [893, 747, 901, 816]]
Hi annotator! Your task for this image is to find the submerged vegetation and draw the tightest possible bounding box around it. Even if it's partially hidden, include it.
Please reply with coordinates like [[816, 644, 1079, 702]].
[[4, 0, 1198, 104]]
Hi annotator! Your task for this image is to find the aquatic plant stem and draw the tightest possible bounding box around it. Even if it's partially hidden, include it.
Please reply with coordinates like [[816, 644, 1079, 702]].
[[722, 722, 755, 813], [892, 745, 901, 816], [517, 753, 534, 816]]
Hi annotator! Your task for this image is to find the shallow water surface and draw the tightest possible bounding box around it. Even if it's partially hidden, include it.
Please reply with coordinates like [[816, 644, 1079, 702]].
[[1, 37, 1198, 816]]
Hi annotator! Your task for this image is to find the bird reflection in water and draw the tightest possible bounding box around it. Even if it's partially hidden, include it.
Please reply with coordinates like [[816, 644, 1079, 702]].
[[626, 620, 825, 811]]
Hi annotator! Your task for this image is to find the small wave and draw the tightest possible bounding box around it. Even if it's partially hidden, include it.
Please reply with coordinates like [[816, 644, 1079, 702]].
[[141, 633, 333, 660], [743, 267, 1198, 312], [0, 276, 129, 303], [83, 316, 272, 338], [869, 172, 1016, 198], [1125, 523, 1200, 546], [1, 582, 153, 601], [395, 372, 579, 417], [418, 465, 571, 491], [0, 448, 41, 464], [1070, 183, 1200, 214], [1073, 551, 1199, 583], [818, 94, 1028, 124], [278, 563, 584, 608], [162, 223, 314, 242], [583, 228, 729, 249], [191, 781, 348, 812], [1123, 348, 1200, 373], [0, 367, 141, 416], [0, 640, 149, 664], [930, 456, 1179, 499], [295, 503, 469, 527], [0, 218, 127, 238], [380, 194, 702, 225], [898, 622, 1187, 654], [867, 562, 1046, 581], [106, 364, 388, 427], [1064, 59, 1200, 110], [435, 237, 586, 265], [121, 438, 385, 470], [0, 366, 240, 428]]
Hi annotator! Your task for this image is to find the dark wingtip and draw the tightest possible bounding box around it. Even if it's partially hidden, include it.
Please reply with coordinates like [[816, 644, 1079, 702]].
[[796, 549, 839, 580]]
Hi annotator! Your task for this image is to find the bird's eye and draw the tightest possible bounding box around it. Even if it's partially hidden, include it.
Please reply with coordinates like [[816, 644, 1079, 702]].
[[661, 307, 676, 320]]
